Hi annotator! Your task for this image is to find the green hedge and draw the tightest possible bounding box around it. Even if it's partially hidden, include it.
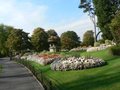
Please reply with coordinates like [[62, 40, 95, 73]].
[[109, 45, 120, 56]]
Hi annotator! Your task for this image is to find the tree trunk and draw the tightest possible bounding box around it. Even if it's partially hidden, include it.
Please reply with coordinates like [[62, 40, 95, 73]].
[[10, 51, 12, 60]]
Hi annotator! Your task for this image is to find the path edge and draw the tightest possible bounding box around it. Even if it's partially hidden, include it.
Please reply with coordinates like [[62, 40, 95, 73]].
[[14, 61, 45, 90]]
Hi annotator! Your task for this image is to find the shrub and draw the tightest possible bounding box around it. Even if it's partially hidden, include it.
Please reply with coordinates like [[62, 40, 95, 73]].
[[105, 40, 112, 45], [109, 45, 120, 56], [94, 42, 100, 47], [97, 39, 105, 44]]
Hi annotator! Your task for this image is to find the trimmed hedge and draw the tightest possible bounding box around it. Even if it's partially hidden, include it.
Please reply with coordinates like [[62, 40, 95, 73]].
[[109, 45, 120, 56]]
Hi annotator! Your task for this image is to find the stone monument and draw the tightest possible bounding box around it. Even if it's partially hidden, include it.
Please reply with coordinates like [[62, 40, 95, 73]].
[[49, 44, 56, 52]]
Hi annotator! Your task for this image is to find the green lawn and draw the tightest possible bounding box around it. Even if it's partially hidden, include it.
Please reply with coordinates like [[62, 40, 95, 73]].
[[21, 49, 120, 90]]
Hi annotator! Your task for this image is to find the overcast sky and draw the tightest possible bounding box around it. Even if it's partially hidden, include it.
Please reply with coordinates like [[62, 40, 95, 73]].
[[0, 0, 94, 40]]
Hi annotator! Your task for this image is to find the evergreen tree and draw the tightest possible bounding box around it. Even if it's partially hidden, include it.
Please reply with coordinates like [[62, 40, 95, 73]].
[[79, 0, 120, 40], [110, 11, 120, 44], [93, 0, 119, 40]]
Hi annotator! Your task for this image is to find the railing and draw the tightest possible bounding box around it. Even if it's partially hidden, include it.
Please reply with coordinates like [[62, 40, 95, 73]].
[[16, 59, 56, 90]]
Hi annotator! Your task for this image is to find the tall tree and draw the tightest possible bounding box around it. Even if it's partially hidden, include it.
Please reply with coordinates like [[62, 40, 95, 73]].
[[61, 31, 80, 50], [110, 11, 120, 44], [6, 29, 31, 53], [93, 0, 120, 40], [83, 30, 94, 46], [31, 27, 49, 52], [79, 0, 120, 40], [21, 31, 32, 51], [0, 24, 14, 56], [79, 0, 97, 42]]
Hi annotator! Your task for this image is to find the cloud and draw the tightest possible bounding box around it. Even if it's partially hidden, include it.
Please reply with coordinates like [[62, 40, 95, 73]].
[[47, 16, 94, 40], [0, 0, 95, 40], [0, 0, 48, 34]]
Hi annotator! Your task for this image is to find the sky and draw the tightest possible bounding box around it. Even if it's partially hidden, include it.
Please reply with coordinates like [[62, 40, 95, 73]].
[[0, 0, 94, 40]]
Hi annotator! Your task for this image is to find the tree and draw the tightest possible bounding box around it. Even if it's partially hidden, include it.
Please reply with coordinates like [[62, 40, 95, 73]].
[[61, 31, 80, 50], [6, 29, 31, 53], [21, 31, 32, 51], [79, 0, 97, 42], [31, 27, 49, 52], [79, 0, 120, 40], [93, 0, 120, 40], [0, 24, 14, 57], [47, 29, 61, 51], [47, 29, 58, 36], [83, 30, 94, 46], [110, 11, 120, 44]]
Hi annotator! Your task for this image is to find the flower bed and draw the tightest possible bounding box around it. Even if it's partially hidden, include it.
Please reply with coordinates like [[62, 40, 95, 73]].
[[21, 54, 62, 65], [38, 54, 61, 59], [70, 47, 87, 52], [50, 57, 106, 71], [87, 44, 113, 52]]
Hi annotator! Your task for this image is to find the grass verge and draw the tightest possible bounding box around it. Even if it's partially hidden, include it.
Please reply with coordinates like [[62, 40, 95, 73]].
[[18, 49, 120, 90]]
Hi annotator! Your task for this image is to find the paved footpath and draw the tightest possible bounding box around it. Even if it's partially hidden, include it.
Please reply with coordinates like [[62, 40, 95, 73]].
[[0, 58, 44, 90]]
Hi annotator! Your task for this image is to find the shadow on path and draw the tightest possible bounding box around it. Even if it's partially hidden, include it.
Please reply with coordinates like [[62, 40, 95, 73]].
[[0, 58, 44, 90]]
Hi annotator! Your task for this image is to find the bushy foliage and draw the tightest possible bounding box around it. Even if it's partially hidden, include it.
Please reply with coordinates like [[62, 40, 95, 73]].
[[0, 24, 14, 56], [94, 42, 100, 47], [60, 31, 80, 50], [83, 30, 94, 46], [97, 39, 105, 44], [105, 40, 112, 45], [31, 27, 49, 52], [110, 11, 120, 44], [6, 29, 31, 52], [93, 0, 119, 40], [109, 45, 120, 56]]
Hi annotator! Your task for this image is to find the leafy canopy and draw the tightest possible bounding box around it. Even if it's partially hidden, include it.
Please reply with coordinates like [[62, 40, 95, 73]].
[[0, 24, 14, 56], [110, 11, 120, 44], [83, 30, 94, 46], [61, 31, 80, 50], [6, 29, 31, 52], [31, 27, 49, 52]]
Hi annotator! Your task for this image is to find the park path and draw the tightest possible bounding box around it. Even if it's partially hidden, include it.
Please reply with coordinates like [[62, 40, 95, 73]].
[[0, 58, 44, 90]]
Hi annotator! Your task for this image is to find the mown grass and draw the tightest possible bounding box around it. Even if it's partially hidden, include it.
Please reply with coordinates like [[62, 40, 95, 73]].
[[20, 49, 120, 90]]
